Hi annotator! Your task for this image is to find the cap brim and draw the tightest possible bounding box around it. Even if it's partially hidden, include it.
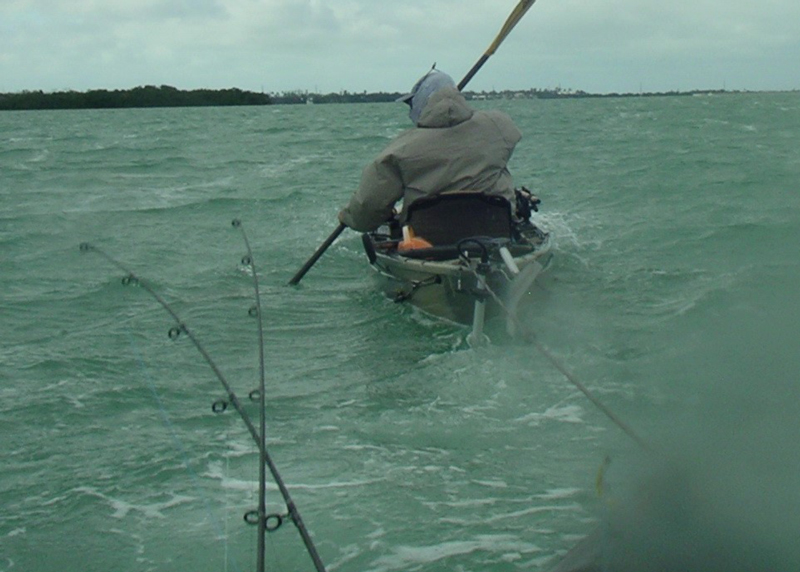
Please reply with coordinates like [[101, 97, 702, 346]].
[[396, 92, 414, 103]]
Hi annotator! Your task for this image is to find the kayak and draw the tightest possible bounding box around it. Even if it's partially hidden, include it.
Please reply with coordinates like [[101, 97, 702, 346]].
[[359, 189, 552, 344]]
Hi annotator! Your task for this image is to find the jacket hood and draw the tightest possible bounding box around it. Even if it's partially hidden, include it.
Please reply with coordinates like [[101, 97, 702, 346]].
[[401, 70, 459, 126], [415, 86, 474, 128]]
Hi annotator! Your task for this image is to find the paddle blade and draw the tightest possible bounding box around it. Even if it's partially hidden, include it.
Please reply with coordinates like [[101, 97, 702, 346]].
[[486, 0, 538, 56], [458, 0, 538, 90]]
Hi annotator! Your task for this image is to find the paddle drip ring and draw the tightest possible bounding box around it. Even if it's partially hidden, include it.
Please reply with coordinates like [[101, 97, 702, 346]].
[[212, 400, 228, 413], [248, 305, 259, 317], [248, 389, 261, 402], [168, 325, 183, 340], [79, 242, 93, 252], [231, 219, 241, 228], [121, 274, 138, 286], [241, 256, 252, 266]]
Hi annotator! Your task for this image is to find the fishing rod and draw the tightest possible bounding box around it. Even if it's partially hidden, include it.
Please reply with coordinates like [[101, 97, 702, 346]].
[[80, 224, 327, 572], [288, 0, 540, 286], [233, 219, 269, 572]]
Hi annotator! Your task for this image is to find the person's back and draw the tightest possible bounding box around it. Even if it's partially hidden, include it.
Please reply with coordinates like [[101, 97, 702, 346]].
[[339, 70, 522, 232]]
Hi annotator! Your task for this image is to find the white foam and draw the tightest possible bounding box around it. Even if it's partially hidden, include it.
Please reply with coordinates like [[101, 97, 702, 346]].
[[536, 487, 582, 500], [516, 403, 585, 425], [423, 498, 496, 510], [315, 425, 340, 432], [441, 503, 581, 526], [73, 486, 195, 519], [481, 503, 581, 524], [472, 479, 508, 489], [367, 534, 541, 572], [205, 461, 386, 492]]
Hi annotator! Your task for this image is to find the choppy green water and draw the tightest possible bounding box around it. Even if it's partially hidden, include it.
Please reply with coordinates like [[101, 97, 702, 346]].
[[2, 93, 800, 572]]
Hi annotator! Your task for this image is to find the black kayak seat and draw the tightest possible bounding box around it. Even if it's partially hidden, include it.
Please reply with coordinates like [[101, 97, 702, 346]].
[[405, 191, 513, 246], [362, 191, 532, 263]]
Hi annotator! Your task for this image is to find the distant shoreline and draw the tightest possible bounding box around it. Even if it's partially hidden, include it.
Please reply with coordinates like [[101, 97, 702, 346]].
[[0, 85, 272, 111], [1, 84, 795, 111]]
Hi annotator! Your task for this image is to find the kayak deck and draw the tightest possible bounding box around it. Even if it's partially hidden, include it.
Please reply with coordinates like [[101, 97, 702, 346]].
[[362, 219, 552, 328]]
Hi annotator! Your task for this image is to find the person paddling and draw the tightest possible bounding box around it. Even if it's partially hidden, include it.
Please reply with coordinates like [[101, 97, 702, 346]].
[[337, 68, 523, 233], [290, 1, 539, 286]]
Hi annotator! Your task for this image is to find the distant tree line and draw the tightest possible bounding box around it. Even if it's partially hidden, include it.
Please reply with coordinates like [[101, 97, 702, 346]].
[[0, 85, 272, 111], [272, 87, 736, 105], [270, 90, 404, 105], [464, 87, 735, 100], [1, 84, 743, 111]]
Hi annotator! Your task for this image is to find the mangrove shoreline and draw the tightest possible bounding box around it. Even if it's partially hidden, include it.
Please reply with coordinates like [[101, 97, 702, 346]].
[[0, 84, 777, 111]]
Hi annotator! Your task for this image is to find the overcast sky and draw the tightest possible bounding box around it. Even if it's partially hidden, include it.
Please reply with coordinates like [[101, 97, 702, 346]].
[[2, 0, 798, 94]]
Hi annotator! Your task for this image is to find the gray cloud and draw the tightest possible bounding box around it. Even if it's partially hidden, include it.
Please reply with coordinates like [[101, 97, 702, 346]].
[[1, 0, 797, 93]]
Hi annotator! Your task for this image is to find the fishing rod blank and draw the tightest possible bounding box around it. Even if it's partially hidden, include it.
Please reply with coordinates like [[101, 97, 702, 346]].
[[232, 219, 328, 572], [80, 231, 327, 572], [232, 218, 269, 572]]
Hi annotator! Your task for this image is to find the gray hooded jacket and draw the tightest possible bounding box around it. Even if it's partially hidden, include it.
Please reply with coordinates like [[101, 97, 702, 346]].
[[339, 85, 522, 232]]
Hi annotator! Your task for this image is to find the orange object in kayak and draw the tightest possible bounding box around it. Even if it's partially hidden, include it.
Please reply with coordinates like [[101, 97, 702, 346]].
[[397, 226, 433, 251]]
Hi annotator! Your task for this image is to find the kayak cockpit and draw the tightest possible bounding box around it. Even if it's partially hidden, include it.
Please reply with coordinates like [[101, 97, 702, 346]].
[[360, 189, 552, 344]]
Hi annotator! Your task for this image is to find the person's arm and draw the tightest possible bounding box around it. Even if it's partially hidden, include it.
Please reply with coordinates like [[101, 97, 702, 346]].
[[339, 153, 404, 232]]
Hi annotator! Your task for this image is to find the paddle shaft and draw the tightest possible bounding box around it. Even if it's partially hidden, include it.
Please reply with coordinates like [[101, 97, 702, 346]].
[[288, 222, 346, 285], [458, 54, 490, 91]]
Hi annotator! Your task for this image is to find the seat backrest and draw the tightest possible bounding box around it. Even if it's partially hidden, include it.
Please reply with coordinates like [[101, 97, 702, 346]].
[[405, 191, 513, 246]]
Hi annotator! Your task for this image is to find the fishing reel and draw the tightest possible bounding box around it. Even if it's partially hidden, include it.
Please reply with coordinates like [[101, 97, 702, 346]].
[[514, 186, 541, 220]]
